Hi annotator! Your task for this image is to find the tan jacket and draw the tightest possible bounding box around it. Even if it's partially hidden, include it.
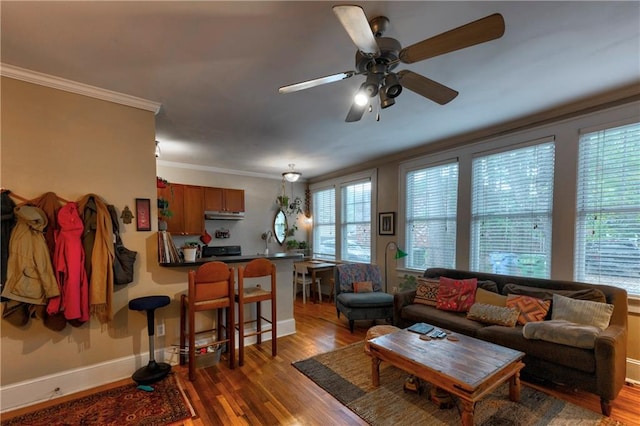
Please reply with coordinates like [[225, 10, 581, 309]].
[[1, 206, 59, 305]]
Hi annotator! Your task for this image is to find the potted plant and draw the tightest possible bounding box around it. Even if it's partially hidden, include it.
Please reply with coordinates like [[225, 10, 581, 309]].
[[182, 242, 199, 262], [157, 198, 173, 231], [286, 239, 299, 251], [157, 176, 170, 188]]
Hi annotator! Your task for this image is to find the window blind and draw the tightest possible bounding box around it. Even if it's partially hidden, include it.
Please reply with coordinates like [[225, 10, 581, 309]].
[[312, 188, 336, 260], [405, 161, 458, 270], [471, 141, 555, 278], [575, 121, 640, 296], [341, 181, 371, 263]]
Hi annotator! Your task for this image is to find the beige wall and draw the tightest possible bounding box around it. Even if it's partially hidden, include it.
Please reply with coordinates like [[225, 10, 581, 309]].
[[0, 77, 169, 385]]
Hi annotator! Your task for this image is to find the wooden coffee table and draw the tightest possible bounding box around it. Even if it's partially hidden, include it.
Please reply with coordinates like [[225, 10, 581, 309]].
[[368, 329, 525, 426]]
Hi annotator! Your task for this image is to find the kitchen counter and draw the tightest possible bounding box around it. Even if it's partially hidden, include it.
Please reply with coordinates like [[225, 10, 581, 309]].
[[159, 252, 303, 340], [159, 252, 303, 267]]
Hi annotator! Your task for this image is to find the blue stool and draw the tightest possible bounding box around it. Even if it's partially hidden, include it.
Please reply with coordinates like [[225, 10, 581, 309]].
[[129, 295, 171, 385]]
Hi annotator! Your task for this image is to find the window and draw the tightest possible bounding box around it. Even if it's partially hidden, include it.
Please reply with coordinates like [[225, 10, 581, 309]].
[[575, 121, 640, 296], [471, 141, 555, 278], [312, 187, 336, 260], [342, 181, 372, 263], [405, 161, 458, 270], [311, 170, 376, 262]]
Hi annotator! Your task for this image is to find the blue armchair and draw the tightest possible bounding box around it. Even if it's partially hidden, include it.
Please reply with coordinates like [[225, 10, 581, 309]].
[[334, 263, 394, 333]]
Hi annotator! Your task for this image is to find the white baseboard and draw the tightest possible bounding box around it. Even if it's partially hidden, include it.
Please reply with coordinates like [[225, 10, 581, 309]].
[[627, 357, 640, 384], [0, 318, 296, 413]]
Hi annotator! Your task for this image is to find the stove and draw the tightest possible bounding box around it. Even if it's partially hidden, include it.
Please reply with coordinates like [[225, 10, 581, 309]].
[[201, 245, 242, 258]]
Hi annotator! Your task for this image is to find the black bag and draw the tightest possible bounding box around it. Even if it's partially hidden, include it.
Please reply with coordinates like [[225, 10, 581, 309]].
[[108, 205, 137, 285]]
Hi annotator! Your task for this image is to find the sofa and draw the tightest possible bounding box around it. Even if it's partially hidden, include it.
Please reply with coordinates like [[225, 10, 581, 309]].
[[393, 268, 628, 416]]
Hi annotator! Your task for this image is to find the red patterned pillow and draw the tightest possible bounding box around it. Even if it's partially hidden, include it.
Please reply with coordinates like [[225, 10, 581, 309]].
[[436, 277, 477, 312], [506, 294, 551, 325], [353, 281, 373, 293], [413, 278, 440, 306]]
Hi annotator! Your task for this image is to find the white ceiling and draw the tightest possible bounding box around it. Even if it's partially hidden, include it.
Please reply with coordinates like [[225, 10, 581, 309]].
[[2, 1, 639, 180]]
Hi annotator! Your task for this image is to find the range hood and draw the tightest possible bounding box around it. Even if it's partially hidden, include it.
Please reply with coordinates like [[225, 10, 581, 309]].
[[204, 210, 245, 220]]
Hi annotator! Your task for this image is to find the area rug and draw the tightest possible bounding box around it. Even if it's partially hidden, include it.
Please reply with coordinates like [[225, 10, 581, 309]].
[[293, 341, 625, 426], [2, 373, 195, 426]]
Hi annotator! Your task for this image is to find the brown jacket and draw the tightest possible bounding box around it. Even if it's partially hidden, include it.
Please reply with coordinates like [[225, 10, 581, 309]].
[[1, 206, 59, 305]]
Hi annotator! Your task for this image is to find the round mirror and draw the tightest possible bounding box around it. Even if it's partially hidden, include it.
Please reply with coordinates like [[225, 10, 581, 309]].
[[273, 210, 288, 245]]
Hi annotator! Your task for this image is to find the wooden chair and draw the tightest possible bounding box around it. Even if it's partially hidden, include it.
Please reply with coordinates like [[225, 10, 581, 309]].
[[235, 258, 277, 366], [293, 262, 322, 303], [180, 261, 235, 381]]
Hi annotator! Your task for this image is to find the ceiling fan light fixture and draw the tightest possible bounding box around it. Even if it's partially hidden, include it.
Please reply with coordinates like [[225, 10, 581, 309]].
[[383, 73, 402, 98], [283, 163, 301, 182], [379, 89, 395, 109]]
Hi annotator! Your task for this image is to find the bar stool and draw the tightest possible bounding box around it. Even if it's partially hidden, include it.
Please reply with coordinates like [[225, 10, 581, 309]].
[[235, 258, 277, 366], [180, 261, 235, 381], [128, 295, 172, 385]]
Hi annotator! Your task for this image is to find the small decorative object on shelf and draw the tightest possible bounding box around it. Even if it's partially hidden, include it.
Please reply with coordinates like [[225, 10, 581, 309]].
[[156, 176, 170, 188]]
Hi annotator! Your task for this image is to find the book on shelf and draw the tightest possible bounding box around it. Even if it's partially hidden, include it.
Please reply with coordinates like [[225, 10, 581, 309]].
[[158, 230, 180, 263]]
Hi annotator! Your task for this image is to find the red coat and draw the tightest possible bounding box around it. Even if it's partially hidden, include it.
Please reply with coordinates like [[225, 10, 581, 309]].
[[47, 203, 89, 323]]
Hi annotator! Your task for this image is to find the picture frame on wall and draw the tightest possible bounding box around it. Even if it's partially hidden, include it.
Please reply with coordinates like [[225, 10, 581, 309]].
[[136, 198, 152, 231], [379, 212, 395, 235]]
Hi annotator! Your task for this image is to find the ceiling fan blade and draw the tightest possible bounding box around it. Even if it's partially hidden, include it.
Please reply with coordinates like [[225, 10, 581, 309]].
[[397, 70, 458, 105], [332, 5, 380, 57], [279, 71, 356, 94], [399, 13, 505, 64], [345, 101, 367, 122]]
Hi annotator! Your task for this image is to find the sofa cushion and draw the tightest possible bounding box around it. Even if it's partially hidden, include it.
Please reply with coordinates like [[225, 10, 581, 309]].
[[506, 294, 550, 325], [337, 292, 393, 308], [475, 288, 507, 306], [467, 303, 520, 327], [523, 319, 601, 349], [477, 280, 499, 293], [436, 277, 477, 312], [501, 283, 607, 303], [476, 325, 596, 373], [551, 294, 614, 330], [353, 281, 373, 293], [401, 304, 485, 337]]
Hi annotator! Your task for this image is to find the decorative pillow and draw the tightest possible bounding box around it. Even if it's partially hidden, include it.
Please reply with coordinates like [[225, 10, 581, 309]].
[[467, 303, 520, 327], [353, 281, 373, 293], [551, 293, 614, 330], [475, 288, 507, 307], [413, 278, 440, 306], [506, 294, 551, 325], [523, 319, 601, 349], [436, 277, 477, 312]]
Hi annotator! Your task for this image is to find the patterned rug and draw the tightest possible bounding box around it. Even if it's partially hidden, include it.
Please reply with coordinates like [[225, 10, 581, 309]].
[[2, 373, 195, 426], [293, 341, 625, 426]]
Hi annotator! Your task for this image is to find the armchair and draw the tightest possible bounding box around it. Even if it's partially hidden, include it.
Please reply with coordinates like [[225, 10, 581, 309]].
[[334, 263, 394, 333]]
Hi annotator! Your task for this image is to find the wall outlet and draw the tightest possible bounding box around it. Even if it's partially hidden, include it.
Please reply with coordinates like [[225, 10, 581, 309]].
[[157, 323, 165, 337]]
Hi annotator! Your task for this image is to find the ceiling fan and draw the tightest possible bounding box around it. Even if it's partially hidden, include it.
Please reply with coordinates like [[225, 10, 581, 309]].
[[278, 5, 505, 122]]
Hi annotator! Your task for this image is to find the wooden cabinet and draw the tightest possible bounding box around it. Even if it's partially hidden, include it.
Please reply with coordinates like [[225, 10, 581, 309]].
[[204, 187, 245, 212], [158, 184, 204, 235]]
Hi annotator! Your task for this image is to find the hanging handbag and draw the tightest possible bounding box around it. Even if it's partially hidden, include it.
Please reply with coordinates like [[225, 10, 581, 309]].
[[108, 205, 137, 285]]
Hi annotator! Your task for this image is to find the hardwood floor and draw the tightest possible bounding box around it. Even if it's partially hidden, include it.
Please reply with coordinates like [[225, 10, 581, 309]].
[[3, 298, 640, 425]]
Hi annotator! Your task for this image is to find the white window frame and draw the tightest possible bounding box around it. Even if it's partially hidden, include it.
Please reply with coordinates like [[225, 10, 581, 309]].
[[574, 119, 640, 296], [404, 159, 459, 271], [310, 169, 377, 262], [470, 138, 556, 278]]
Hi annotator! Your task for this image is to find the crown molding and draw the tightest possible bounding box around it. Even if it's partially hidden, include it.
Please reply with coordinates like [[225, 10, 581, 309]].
[[1, 63, 161, 114]]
